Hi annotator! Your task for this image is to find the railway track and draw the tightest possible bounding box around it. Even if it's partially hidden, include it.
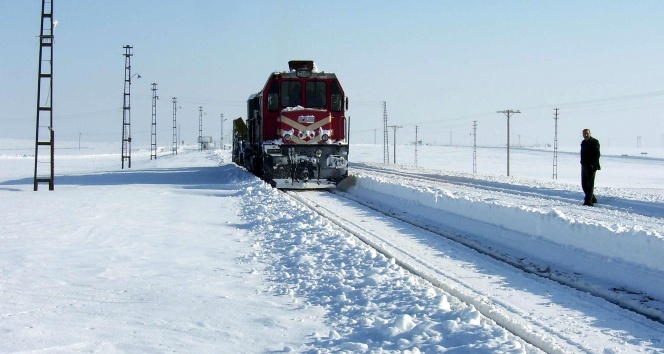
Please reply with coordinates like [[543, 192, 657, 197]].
[[285, 186, 664, 353]]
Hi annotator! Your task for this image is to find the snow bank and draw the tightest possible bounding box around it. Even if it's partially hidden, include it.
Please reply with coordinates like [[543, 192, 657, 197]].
[[347, 172, 664, 301]]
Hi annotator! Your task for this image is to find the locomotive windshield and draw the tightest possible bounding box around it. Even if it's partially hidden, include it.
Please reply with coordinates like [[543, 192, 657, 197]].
[[281, 81, 302, 107], [305, 81, 326, 108], [279, 80, 332, 109]]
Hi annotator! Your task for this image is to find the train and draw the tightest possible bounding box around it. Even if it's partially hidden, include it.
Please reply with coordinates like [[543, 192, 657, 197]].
[[232, 60, 349, 189]]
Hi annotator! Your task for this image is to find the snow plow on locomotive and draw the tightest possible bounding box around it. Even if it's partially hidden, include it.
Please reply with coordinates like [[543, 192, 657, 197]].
[[232, 60, 349, 189]]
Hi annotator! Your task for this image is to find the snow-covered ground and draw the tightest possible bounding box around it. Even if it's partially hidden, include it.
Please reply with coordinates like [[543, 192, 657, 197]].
[[2, 138, 664, 353]]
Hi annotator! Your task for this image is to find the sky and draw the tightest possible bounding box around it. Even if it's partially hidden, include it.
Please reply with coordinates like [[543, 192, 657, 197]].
[[2, 1, 664, 149]]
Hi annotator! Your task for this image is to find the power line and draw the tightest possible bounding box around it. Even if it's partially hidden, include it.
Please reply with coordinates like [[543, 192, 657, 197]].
[[365, 90, 664, 131], [522, 90, 664, 111]]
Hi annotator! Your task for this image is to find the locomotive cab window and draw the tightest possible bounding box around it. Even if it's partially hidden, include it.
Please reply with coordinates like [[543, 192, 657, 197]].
[[331, 80, 343, 112], [267, 81, 279, 111], [281, 81, 301, 107], [305, 81, 326, 108]]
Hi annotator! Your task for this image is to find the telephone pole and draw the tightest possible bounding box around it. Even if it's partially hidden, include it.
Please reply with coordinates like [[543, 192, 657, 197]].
[[497, 109, 521, 176], [387, 125, 403, 164]]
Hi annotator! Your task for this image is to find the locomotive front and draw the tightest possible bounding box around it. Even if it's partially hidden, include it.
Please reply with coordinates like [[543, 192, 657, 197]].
[[239, 60, 349, 189]]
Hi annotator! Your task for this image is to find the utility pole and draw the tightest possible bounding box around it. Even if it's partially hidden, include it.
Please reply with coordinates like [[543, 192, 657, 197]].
[[150, 83, 158, 160], [472, 121, 477, 174], [553, 108, 559, 179], [383, 101, 389, 163], [172, 97, 178, 155], [497, 109, 521, 176], [387, 125, 403, 164], [33, 0, 55, 191], [414, 126, 419, 167]]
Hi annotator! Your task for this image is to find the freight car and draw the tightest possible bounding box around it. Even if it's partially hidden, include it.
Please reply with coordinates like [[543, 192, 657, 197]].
[[233, 60, 349, 189]]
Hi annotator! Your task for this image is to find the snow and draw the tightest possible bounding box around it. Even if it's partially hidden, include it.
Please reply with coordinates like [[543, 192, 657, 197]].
[[2, 138, 664, 353]]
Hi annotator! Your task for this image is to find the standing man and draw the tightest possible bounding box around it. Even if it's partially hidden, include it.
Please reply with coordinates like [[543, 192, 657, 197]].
[[580, 128, 601, 206]]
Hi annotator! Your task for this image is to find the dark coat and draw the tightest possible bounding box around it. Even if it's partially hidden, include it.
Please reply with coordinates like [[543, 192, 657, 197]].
[[580, 137, 601, 170]]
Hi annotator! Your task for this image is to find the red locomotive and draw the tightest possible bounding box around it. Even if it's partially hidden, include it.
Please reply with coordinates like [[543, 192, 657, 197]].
[[233, 60, 349, 189]]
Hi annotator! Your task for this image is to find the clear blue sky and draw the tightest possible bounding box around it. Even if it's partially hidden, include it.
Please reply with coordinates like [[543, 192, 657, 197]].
[[2, 1, 663, 149]]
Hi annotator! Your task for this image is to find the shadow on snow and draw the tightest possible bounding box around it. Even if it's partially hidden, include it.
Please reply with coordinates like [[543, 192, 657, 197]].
[[0, 164, 253, 190]]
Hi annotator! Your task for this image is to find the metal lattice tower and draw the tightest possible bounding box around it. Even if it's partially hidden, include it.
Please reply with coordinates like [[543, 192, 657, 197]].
[[198, 106, 203, 150], [553, 108, 559, 179], [121, 45, 134, 169], [383, 101, 389, 163], [220, 113, 226, 150], [172, 97, 178, 155], [33, 0, 55, 191], [473, 121, 477, 174], [150, 83, 158, 160]]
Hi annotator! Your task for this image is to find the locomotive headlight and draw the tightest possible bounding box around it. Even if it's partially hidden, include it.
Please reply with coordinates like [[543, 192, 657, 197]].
[[283, 133, 292, 142], [319, 128, 331, 142], [315, 149, 322, 158]]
